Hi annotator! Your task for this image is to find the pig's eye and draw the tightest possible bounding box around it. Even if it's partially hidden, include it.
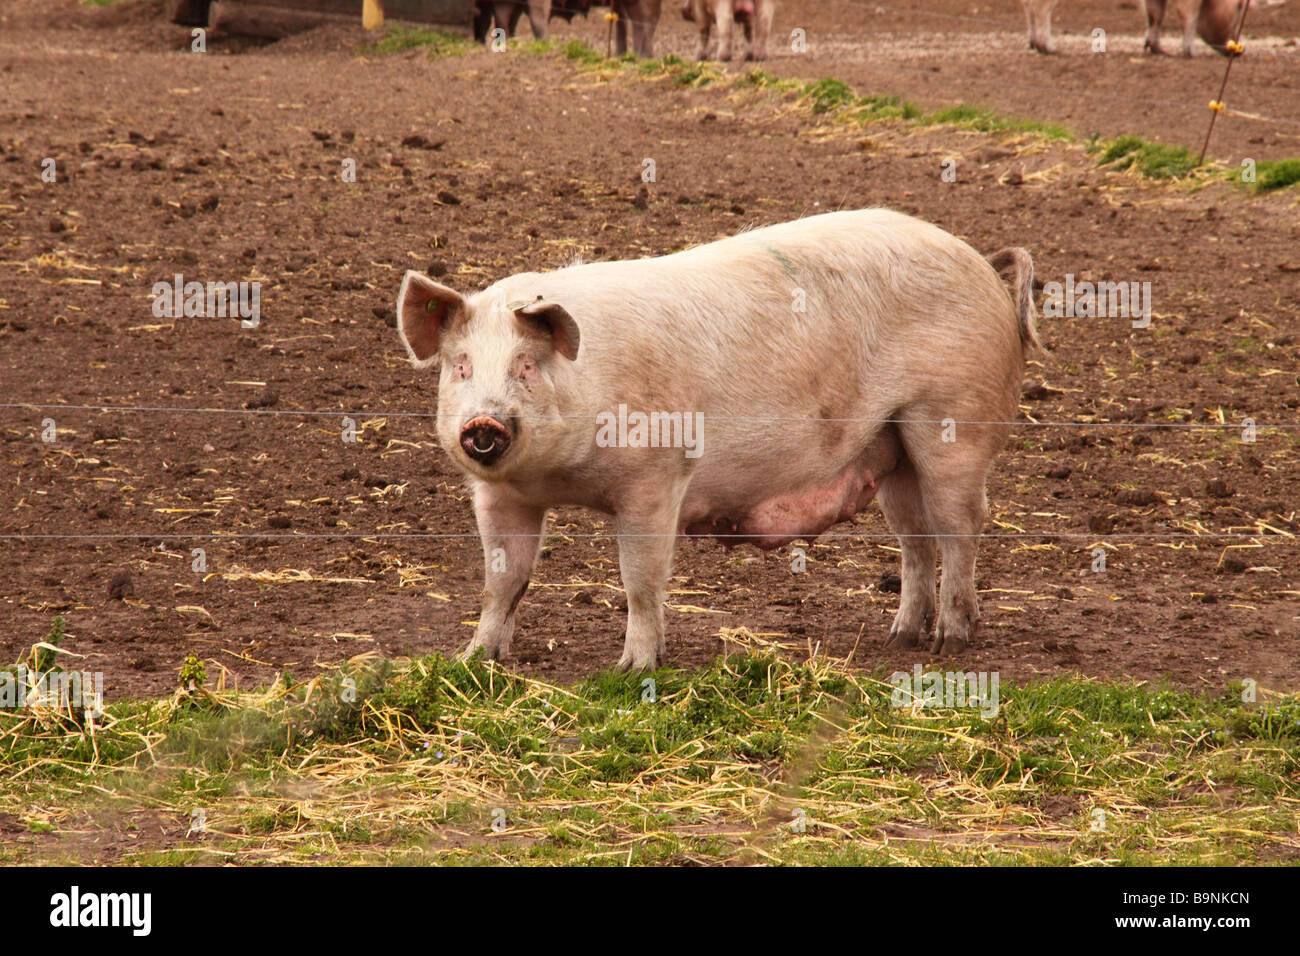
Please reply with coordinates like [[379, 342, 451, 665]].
[[449, 355, 472, 382], [512, 356, 539, 381]]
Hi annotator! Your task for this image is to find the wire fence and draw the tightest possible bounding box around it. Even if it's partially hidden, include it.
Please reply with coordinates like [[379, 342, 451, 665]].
[[4, 403, 1296, 429]]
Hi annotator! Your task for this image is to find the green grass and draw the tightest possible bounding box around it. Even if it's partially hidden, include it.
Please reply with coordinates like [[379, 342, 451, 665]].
[[2, 634, 1297, 865], [362, 26, 470, 58], [922, 104, 1071, 140], [1096, 134, 1199, 179], [542, 42, 1300, 190], [1253, 157, 1300, 192]]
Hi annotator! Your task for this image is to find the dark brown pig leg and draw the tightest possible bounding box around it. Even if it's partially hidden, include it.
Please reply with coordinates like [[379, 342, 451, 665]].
[[1145, 0, 1169, 53]]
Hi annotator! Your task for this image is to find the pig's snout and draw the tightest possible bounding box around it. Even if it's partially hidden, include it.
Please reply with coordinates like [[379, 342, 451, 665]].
[[460, 415, 512, 466]]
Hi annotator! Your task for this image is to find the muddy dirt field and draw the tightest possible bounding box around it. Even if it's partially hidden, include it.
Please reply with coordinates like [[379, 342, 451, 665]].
[[1, 0, 1297, 701]]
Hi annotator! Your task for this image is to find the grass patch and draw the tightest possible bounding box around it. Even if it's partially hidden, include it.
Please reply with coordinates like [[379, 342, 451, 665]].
[[1096, 134, 1198, 179], [1252, 157, 1300, 192], [2, 632, 1297, 865], [562, 38, 606, 65], [922, 104, 1071, 140], [538, 43, 1300, 190], [362, 26, 470, 58]]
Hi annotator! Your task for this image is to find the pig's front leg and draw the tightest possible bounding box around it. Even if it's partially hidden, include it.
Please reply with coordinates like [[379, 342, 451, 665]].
[[614, 498, 681, 670], [465, 483, 547, 662], [714, 0, 735, 60], [1180, 10, 1197, 56], [1143, 0, 1168, 53]]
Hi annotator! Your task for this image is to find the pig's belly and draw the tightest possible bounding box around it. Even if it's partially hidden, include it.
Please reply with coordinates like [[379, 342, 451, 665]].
[[679, 459, 882, 550]]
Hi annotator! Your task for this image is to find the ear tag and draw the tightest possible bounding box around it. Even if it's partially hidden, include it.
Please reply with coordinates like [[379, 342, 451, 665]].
[[425, 299, 437, 313], [506, 295, 545, 311]]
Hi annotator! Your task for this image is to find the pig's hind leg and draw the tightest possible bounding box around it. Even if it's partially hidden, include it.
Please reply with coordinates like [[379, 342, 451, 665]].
[[878, 459, 937, 649], [466, 485, 547, 662], [904, 420, 1003, 655]]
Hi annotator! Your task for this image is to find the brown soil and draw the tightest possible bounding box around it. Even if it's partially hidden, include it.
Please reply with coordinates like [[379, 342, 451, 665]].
[[1, 0, 1297, 702]]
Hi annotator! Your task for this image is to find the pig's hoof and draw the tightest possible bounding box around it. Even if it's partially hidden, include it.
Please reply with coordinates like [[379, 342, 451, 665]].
[[885, 628, 920, 649], [460, 642, 502, 663], [616, 652, 658, 672], [929, 632, 966, 656]]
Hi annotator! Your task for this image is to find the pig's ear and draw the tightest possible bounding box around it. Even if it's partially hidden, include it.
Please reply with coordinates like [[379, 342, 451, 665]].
[[397, 270, 467, 369], [512, 298, 580, 362]]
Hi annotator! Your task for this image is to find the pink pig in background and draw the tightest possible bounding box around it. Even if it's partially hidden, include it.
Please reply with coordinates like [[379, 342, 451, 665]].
[[396, 210, 1039, 671], [1019, 0, 1249, 56]]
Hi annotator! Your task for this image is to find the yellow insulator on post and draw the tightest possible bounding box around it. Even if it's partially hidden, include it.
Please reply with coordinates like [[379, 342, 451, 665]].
[[1208, 100, 1225, 113], [363, 0, 384, 31], [1226, 39, 1244, 54], [605, 11, 619, 21]]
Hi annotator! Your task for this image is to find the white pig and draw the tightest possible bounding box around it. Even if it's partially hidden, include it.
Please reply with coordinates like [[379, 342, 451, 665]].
[[396, 210, 1039, 670], [1144, 0, 1250, 57], [1020, 0, 1060, 54], [685, 0, 778, 62]]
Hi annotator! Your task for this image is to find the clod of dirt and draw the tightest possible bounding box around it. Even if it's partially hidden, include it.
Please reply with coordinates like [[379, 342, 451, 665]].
[[1216, 557, 1247, 574], [428, 259, 448, 277], [311, 130, 331, 142], [400, 134, 444, 150], [1046, 465, 1071, 480], [1177, 351, 1200, 366], [245, 389, 278, 409], [373, 306, 396, 327], [571, 589, 597, 605], [976, 146, 1015, 164], [49, 217, 67, 233], [362, 476, 391, 488], [1205, 478, 1234, 499], [877, 571, 901, 594], [198, 194, 219, 212], [107, 570, 133, 601], [435, 190, 461, 206], [1131, 433, 1153, 447], [1056, 587, 1074, 600], [1200, 593, 1218, 603], [999, 164, 1025, 186], [1116, 488, 1159, 506], [1021, 380, 1062, 401], [1087, 514, 1114, 534], [268, 515, 292, 530], [339, 467, 360, 481]]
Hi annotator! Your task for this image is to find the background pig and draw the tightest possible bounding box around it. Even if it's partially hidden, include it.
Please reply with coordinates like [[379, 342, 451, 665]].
[[1145, 0, 1249, 56], [1020, 0, 1060, 54], [473, 0, 553, 44], [612, 0, 664, 56], [686, 0, 777, 62], [396, 209, 1039, 671]]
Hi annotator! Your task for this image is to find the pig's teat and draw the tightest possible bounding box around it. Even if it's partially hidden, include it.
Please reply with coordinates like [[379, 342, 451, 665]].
[[460, 415, 512, 466]]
